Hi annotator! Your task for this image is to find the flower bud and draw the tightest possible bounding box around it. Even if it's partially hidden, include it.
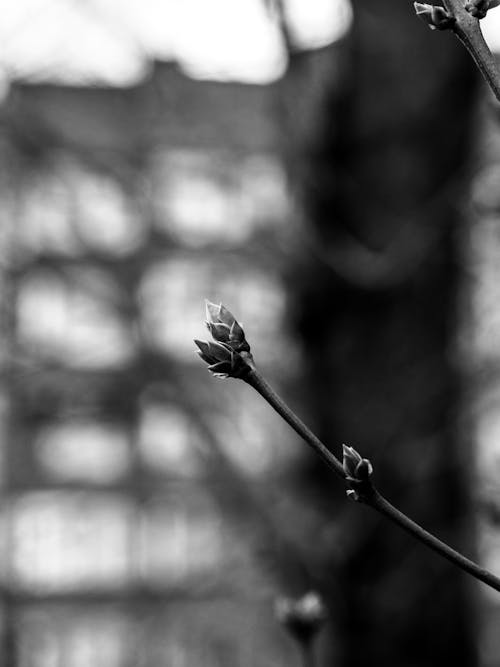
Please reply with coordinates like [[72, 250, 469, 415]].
[[342, 445, 363, 479], [342, 444, 374, 502], [197, 301, 254, 378], [275, 592, 327, 646], [194, 339, 250, 379], [205, 300, 250, 353], [354, 457, 373, 482], [206, 321, 231, 343], [414, 2, 455, 30]]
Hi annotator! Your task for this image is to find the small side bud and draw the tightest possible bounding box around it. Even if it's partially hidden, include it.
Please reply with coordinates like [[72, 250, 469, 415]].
[[342, 444, 374, 502], [354, 457, 373, 482], [414, 2, 455, 30], [275, 592, 327, 647], [342, 445, 362, 478]]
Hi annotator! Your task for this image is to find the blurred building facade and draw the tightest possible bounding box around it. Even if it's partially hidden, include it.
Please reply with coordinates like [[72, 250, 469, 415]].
[[0, 59, 315, 666], [2, 9, 500, 666]]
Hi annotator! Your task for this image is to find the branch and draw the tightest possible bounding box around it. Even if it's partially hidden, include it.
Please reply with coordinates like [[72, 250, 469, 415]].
[[245, 369, 345, 479], [414, 0, 500, 102], [195, 301, 500, 594]]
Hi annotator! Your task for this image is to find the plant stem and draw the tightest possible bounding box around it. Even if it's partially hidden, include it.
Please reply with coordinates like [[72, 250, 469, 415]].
[[244, 367, 500, 594], [371, 491, 500, 592], [443, 0, 500, 101], [245, 369, 345, 479]]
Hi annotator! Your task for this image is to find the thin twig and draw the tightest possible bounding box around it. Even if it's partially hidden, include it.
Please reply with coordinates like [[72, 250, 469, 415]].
[[196, 302, 500, 593], [245, 367, 500, 594], [244, 370, 345, 479], [371, 492, 500, 591]]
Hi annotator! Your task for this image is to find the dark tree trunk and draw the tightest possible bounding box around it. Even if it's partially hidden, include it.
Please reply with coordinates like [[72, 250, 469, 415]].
[[284, 1, 479, 665]]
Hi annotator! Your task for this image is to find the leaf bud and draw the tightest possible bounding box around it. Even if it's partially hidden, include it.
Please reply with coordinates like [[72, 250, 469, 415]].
[[414, 2, 455, 30]]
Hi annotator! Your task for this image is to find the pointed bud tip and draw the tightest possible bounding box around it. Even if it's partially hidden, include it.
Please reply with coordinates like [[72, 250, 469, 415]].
[[413, 2, 430, 13], [413, 2, 454, 29], [342, 444, 360, 460], [205, 300, 221, 323], [218, 304, 236, 326], [204, 299, 219, 309]]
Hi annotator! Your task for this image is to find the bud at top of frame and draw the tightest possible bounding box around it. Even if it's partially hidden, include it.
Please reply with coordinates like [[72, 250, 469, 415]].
[[414, 2, 455, 30]]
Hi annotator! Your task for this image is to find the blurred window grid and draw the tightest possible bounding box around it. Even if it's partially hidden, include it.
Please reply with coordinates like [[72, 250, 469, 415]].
[[3, 1, 500, 665], [0, 10, 310, 659]]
